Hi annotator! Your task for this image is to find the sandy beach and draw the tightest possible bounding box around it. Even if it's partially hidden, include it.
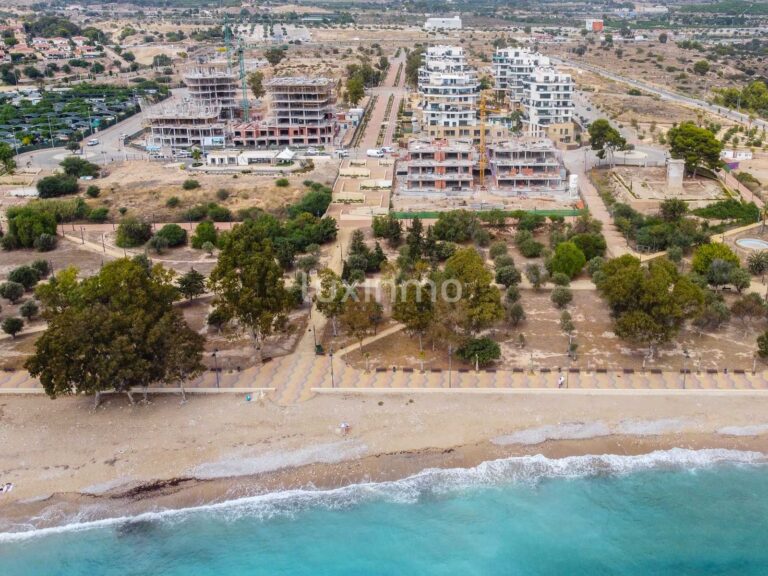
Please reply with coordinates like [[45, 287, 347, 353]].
[[2, 390, 768, 532]]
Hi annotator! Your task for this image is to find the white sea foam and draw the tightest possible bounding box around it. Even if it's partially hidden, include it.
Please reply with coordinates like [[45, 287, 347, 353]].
[[615, 419, 692, 436], [1, 448, 763, 542], [491, 422, 612, 445], [717, 424, 768, 437], [191, 440, 369, 480]]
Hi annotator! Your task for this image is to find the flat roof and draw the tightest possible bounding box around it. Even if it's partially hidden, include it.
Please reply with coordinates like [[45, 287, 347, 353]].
[[267, 76, 332, 87]]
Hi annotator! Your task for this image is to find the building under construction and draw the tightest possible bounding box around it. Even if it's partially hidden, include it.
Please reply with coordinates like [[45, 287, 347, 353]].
[[400, 139, 476, 196], [184, 60, 240, 120], [487, 139, 567, 197], [399, 137, 568, 198], [232, 77, 336, 148], [146, 102, 227, 150]]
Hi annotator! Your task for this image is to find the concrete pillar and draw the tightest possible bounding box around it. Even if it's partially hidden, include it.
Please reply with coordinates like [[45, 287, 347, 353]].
[[666, 158, 685, 193]]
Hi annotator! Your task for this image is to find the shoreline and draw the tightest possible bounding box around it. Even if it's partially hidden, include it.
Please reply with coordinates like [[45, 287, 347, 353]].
[[3, 392, 768, 534], [3, 432, 768, 535]]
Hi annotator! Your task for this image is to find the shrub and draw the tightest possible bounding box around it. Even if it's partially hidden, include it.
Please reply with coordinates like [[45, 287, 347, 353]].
[[155, 223, 187, 247], [1, 317, 23, 338], [206, 204, 232, 222], [489, 241, 508, 260], [586, 256, 605, 277], [551, 272, 571, 286], [37, 174, 79, 198], [60, 156, 100, 178], [275, 178, 290, 187], [191, 220, 217, 249], [148, 235, 170, 254], [9, 266, 40, 290], [506, 285, 521, 304], [207, 307, 229, 331], [551, 286, 573, 309], [30, 259, 50, 278], [519, 238, 544, 258], [201, 240, 215, 255], [7, 207, 57, 248], [495, 265, 521, 288], [494, 254, 516, 269], [570, 233, 606, 261], [692, 243, 739, 275], [508, 302, 526, 326], [456, 337, 501, 367], [85, 185, 100, 198], [182, 204, 208, 221], [0, 281, 24, 303], [20, 299, 39, 320], [166, 196, 180, 208], [34, 233, 57, 252], [215, 188, 230, 201], [116, 217, 152, 248], [87, 207, 109, 222], [182, 178, 200, 190]]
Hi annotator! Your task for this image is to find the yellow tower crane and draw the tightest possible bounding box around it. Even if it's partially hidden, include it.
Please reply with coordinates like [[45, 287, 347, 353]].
[[477, 89, 502, 188]]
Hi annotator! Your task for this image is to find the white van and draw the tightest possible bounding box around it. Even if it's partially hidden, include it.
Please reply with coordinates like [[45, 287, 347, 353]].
[[366, 149, 384, 158]]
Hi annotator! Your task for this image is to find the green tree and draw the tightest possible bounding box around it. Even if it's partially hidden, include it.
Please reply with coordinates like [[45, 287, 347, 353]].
[[392, 281, 434, 350], [693, 60, 710, 75], [9, 265, 40, 290], [60, 156, 100, 178], [177, 268, 206, 300], [315, 268, 346, 336], [191, 221, 218, 249], [1, 317, 23, 338], [524, 263, 545, 289], [340, 298, 383, 353], [20, 299, 39, 320], [692, 243, 740, 275], [666, 122, 723, 177], [116, 217, 152, 248], [37, 174, 79, 198], [208, 221, 293, 358], [495, 264, 521, 288], [264, 47, 286, 66], [26, 260, 203, 405], [444, 248, 504, 336], [550, 241, 587, 279], [0, 142, 16, 174], [0, 281, 24, 303], [551, 286, 573, 308], [346, 75, 364, 105], [456, 337, 501, 367], [588, 119, 627, 165], [247, 70, 265, 98], [659, 198, 688, 222], [155, 223, 187, 247]]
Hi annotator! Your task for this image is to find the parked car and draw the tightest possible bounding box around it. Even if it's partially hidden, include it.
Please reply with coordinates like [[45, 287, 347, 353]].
[[306, 147, 320, 155], [335, 149, 349, 158], [381, 146, 394, 153], [87, 139, 99, 146], [366, 149, 384, 158]]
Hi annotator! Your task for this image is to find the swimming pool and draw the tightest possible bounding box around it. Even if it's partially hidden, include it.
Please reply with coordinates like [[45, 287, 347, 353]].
[[736, 238, 768, 250]]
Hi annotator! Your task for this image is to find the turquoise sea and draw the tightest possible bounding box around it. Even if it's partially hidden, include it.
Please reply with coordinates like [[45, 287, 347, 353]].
[[2, 449, 767, 576]]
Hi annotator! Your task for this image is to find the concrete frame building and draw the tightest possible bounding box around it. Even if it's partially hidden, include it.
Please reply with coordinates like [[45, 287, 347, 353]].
[[492, 48, 549, 107], [417, 46, 480, 139], [400, 139, 475, 196], [232, 77, 336, 148], [522, 66, 574, 138], [184, 61, 240, 120], [487, 138, 567, 197], [146, 103, 226, 150]]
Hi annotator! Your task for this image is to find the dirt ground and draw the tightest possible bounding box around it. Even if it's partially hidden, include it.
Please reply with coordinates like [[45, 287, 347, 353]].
[[345, 288, 763, 374], [89, 157, 338, 221]]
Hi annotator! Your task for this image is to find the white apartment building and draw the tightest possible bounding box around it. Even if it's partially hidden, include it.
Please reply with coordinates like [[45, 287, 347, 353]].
[[417, 46, 479, 138], [492, 47, 549, 106], [522, 66, 573, 138]]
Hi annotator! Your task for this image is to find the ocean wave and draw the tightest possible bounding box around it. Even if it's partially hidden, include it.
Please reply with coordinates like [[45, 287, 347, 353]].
[[1, 448, 764, 542]]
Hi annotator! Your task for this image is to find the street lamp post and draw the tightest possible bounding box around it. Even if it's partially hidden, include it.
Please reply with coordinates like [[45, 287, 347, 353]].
[[212, 349, 220, 388], [448, 345, 453, 388]]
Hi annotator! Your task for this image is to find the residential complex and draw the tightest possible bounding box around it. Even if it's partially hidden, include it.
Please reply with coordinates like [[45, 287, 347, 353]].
[[417, 46, 480, 140], [492, 48, 548, 107], [232, 77, 336, 148], [521, 66, 574, 139], [400, 138, 476, 196], [487, 138, 567, 197]]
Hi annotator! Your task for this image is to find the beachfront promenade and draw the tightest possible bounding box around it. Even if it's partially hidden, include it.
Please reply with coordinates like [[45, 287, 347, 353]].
[[2, 353, 768, 404]]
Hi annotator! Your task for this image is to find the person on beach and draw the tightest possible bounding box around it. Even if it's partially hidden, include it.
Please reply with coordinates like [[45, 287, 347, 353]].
[[339, 422, 350, 435], [558, 375, 565, 389]]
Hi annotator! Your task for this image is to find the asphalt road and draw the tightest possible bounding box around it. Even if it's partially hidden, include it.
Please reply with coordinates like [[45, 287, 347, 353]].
[[553, 56, 768, 131]]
